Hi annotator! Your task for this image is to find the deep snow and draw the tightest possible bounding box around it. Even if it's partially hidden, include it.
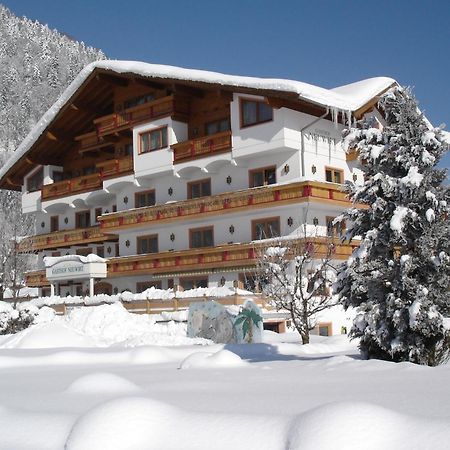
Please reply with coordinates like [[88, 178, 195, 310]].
[[0, 303, 449, 449]]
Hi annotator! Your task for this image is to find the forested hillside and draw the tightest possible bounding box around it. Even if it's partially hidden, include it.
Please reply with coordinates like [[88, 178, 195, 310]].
[[0, 4, 106, 160], [0, 4, 106, 298]]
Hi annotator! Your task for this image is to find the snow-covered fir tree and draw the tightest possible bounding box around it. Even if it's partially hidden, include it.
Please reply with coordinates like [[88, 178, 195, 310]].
[[0, 4, 106, 298], [334, 87, 450, 366]]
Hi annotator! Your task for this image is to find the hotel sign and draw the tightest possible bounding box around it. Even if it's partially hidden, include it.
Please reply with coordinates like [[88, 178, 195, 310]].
[[46, 259, 107, 282]]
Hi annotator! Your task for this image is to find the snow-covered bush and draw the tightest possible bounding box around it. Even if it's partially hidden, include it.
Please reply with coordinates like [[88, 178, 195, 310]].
[[334, 87, 450, 366], [0, 301, 39, 334]]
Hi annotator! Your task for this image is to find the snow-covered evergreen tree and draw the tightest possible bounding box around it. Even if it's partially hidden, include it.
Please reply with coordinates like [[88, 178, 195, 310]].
[[334, 87, 450, 366]]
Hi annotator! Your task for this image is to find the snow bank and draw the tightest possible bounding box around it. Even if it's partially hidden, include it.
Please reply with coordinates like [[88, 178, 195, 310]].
[[287, 401, 450, 450], [65, 396, 286, 450], [179, 349, 248, 369], [65, 397, 450, 450], [65, 372, 140, 394], [0, 303, 210, 349]]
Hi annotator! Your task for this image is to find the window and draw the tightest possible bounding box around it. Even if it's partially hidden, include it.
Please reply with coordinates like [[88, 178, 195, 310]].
[[188, 179, 211, 199], [136, 280, 162, 293], [139, 127, 168, 153], [252, 217, 280, 240], [180, 277, 208, 290], [96, 246, 104, 258], [240, 99, 273, 127], [325, 167, 344, 184], [52, 171, 64, 182], [135, 190, 155, 208], [112, 204, 117, 213], [249, 166, 276, 187], [94, 208, 102, 224], [50, 216, 59, 232], [75, 210, 91, 228], [27, 167, 43, 192], [190, 227, 214, 248], [137, 235, 158, 254], [115, 243, 120, 257], [326, 216, 346, 237], [205, 118, 230, 136], [124, 93, 155, 109], [51, 251, 61, 257], [76, 247, 92, 256]]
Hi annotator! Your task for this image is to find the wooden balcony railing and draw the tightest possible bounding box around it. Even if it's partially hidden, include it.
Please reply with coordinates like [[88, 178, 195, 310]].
[[96, 156, 133, 179], [25, 238, 358, 287], [93, 95, 189, 136], [99, 181, 349, 232], [75, 131, 109, 152], [172, 130, 232, 163], [41, 157, 133, 201], [41, 173, 102, 201], [18, 226, 117, 253]]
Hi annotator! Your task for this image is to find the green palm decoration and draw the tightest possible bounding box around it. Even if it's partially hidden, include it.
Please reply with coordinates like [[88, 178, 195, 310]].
[[234, 308, 262, 343]]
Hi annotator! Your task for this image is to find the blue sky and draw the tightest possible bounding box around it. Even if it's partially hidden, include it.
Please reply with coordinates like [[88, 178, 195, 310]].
[[3, 0, 450, 170]]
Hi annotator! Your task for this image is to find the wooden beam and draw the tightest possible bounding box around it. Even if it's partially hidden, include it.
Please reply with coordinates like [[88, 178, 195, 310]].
[[6, 177, 22, 187], [169, 83, 204, 98], [45, 130, 72, 143], [96, 73, 129, 87], [131, 77, 165, 90]]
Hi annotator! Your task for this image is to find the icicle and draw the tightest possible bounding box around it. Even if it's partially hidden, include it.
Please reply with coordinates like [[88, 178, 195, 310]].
[[346, 110, 352, 128]]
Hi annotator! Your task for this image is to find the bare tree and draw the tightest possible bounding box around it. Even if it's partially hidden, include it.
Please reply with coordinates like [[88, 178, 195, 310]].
[[0, 189, 35, 301], [257, 237, 338, 344]]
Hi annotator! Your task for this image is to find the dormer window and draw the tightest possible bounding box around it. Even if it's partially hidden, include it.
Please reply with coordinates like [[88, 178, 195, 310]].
[[240, 99, 273, 128]]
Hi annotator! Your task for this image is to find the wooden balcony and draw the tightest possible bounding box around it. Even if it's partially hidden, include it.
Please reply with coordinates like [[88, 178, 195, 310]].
[[75, 131, 112, 152], [18, 226, 117, 253], [25, 238, 358, 287], [93, 95, 189, 137], [41, 157, 133, 201], [99, 181, 349, 232], [172, 130, 232, 163], [41, 173, 102, 201], [96, 156, 133, 179]]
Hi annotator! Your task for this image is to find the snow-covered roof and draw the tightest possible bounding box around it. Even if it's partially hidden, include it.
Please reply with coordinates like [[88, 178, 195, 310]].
[[43, 254, 106, 268], [0, 60, 396, 183]]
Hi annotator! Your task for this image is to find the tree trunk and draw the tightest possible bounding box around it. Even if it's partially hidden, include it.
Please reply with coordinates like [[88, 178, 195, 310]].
[[301, 332, 310, 345]]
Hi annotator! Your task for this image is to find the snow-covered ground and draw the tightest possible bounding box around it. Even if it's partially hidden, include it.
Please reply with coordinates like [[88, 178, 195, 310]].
[[0, 303, 449, 449]]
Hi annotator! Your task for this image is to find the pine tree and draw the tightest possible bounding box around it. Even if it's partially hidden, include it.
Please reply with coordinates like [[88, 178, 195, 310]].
[[334, 87, 450, 366]]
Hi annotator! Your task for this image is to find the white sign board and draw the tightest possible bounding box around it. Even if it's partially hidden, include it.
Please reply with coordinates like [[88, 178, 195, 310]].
[[46, 259, 107, 282]]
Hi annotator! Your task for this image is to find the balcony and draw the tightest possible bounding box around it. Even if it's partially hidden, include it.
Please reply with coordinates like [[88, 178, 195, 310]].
[[99, 181, 349, 232], [75, 131, 112, 152], [41, 157, 133, 201], [93, 95, 189, 137], [25, 238, 358, 286], [18, 226, 117, 253], [41, 173, 102, 201], [96, 156, 133, 179], [172, 130, 232, 163]]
